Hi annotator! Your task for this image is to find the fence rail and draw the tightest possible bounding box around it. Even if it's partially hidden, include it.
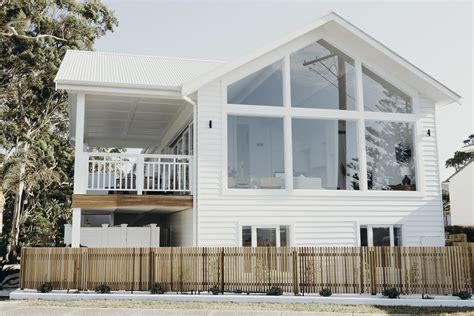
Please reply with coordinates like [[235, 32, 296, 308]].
[[20, 246, 474, 295]]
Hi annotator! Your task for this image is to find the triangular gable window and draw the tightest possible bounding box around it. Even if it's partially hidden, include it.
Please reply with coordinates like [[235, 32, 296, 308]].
[[227, 60, 283, 106]]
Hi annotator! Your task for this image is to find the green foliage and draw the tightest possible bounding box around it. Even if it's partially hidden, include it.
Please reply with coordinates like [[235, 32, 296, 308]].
[[382, 287, 400, 299], [266, 286, 283, 296], [319, 288, 332, 297], [209, 286, 220, 295], [445, 151, 473, 171], [150, 282, 164, 294], [445, 226, 474, 242], [37, 282, 53, 293], [455, 291, 472, 300], [0, 0, 117, 261], [94, 282, 111, 294]]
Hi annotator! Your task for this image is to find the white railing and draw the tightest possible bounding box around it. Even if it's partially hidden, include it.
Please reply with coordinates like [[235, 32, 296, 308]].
[[86, 152, 192, 195]]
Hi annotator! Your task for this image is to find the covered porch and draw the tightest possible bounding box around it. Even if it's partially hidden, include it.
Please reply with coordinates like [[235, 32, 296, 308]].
[[68, 91, 196, 247]]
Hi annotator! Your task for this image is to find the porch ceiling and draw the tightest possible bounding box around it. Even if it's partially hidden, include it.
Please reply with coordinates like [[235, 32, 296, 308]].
[[73, 94, 190, 148]]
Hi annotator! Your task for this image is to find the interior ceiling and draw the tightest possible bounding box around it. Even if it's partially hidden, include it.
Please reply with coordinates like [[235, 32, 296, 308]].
[[81, 206, 189, 214], [84, 94, 188, 148]]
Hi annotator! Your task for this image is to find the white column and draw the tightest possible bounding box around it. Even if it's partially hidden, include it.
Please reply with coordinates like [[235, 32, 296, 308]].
[[136, 155, 144, 195], [71, 208, 81, 247], [72, 93, 86, 248], [354, 60, 368, 191]]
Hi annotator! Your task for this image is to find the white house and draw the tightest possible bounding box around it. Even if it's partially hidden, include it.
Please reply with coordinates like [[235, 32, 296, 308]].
[[444, 161, 474, 226], [57, 12, 460, 248]]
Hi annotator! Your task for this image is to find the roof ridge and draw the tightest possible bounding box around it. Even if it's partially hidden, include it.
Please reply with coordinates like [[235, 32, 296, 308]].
[[66, 50, 226, 64]]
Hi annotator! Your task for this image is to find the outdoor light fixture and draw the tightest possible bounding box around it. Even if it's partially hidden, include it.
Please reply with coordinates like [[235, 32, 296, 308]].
[[209, 120, 212, 128], [427, 129, 431, 136]]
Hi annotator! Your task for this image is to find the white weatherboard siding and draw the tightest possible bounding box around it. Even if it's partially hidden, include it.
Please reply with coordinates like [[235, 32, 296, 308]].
[[196, 83, 445, 247], [449, 163, 474, 225]]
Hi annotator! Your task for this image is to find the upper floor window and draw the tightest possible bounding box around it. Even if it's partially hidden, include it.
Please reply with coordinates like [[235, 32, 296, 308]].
[[227, 60, 283, 106], [362, 66, 412, 113], [228, 115, 285, 189], [290, 40, 356, 110]]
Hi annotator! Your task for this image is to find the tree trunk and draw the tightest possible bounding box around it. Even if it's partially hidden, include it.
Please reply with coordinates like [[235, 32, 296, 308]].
[[5, 143, 29, 262], [0, 188, 4, 235]]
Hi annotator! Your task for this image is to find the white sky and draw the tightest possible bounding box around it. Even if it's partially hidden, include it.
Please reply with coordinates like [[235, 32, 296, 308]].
[[96, 0, 473, 180]]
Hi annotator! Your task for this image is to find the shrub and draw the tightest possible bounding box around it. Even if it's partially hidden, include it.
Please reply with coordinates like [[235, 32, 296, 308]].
[[37, 282, 53, 293], [455, 291, 472, 300], [94, 283, 111, 294], [319, 287, 332, 297], [233, 289, 243, 294], [209, 286, 220, 295], [266, 286, 283, 296], [382, 287, 400, 299], [150, 282, 164, 294]]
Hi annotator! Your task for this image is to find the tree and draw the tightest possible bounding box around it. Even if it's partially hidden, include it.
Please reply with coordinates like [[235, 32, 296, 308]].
[[0, 0, 117, 261], [445, 151, 473, 171]]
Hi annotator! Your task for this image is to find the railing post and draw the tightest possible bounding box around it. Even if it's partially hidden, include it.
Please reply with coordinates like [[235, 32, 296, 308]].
[[136, 155, 144, 195]]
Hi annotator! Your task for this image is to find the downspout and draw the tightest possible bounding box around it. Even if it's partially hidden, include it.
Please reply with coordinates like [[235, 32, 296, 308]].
[[183, 94, 198, 247]]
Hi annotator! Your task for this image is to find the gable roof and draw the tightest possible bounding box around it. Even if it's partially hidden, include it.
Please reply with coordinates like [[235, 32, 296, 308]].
[[181, 12, 461, 105], [444, 160, 474, 183], [55, 50, 224, 91]]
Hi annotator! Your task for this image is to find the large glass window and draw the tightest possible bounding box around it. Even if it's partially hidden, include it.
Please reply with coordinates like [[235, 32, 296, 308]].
[[360, 225, 402, 246], [227, 60, 283, 106], [363, 66, 412, 113], [292, 119, 359, 190], [290, 40, 356, 110], [365, 121, 416, 191], [228, 116, 285, 189]]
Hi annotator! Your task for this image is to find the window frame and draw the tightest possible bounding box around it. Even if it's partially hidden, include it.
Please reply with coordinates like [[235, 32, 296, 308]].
[[238, 224, 292, 247], [358, 224, 404, 247], [221, 36, 424, 197]]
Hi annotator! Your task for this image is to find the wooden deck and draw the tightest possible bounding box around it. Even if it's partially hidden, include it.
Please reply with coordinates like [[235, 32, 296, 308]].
[[72, 194, 193, 210]]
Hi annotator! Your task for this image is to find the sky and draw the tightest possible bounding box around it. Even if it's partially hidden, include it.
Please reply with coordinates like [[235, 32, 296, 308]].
[[95, 0, 473, 180]]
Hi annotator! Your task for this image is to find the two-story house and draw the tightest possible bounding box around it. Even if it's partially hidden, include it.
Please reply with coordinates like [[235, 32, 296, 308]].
[[58, 12, 460, 248]]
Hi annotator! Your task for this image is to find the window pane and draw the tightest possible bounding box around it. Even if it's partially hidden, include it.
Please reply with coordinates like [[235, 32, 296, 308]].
[[228, 116, 285, 189], [290, 40, 356, 110], [363, 67, 412, 113], [394, 226, 402, 246], [372, 227, 391, 246], [292, 119, 359, 190], [365, 121, 416, 191], [227, 60, 283, 106], [256, 228, 277, 247], [242, 226, 252, 247], [280, 226, 288, 247], [360, 227, 368, 246]]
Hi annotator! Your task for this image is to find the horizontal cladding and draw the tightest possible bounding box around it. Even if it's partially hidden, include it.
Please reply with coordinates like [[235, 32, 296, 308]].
[[196, 83, 444, 247]]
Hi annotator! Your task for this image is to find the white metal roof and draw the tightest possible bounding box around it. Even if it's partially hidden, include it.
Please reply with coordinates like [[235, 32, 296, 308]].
[[182, 12, 461, 105], [55, 50, 224, 91]]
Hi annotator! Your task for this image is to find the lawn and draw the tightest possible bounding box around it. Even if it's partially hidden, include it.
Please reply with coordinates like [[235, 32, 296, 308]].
[[1, 299, 473, 315]]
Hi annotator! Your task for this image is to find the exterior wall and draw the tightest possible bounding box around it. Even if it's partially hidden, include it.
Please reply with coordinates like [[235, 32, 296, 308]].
[[449, 163, 474, 225], [167, 208, 194, 246], [196, 82, 445, 247]]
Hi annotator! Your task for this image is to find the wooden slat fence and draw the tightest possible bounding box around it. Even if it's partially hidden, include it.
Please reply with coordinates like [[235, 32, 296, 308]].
[[20, 246, 473, 295]]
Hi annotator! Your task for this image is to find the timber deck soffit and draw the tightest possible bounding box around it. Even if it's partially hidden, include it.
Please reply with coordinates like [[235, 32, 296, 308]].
[[71, 194, 193, 210]]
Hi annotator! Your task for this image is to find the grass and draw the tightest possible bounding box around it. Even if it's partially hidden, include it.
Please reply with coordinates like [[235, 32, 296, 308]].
[[1, 299, 473, 314]]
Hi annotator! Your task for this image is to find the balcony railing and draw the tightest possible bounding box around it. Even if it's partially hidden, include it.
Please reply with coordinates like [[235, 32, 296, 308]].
[[86, 152, 192, 195]]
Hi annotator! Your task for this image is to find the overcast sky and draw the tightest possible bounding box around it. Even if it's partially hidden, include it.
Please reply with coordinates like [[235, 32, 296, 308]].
[[96, 0, 473, 180]]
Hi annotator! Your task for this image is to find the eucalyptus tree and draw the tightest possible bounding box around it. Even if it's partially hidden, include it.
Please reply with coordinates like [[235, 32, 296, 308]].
[[0, 0, 117, 261]]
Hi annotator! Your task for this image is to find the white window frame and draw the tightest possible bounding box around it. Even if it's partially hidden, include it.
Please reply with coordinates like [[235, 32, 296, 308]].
[[239, 224, 291, 247], [221, 35, 424, 197], [359, 224, 403, 247]]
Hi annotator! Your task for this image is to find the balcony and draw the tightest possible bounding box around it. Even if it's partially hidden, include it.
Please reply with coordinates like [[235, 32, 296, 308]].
[[72, 152, 193, 210]]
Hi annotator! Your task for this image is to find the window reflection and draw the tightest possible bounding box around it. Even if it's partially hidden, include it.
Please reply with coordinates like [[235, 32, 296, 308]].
[[292, 119, 359, 190], [365, 121, 416, 191], [363, 67, 412, 113], [290, 40, 356, 110], [228, 116, 285, 189], [227, 60, 283, 106]]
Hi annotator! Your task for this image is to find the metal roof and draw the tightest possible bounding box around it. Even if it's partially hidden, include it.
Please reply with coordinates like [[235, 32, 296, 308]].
[[55, 50, 224, 91]]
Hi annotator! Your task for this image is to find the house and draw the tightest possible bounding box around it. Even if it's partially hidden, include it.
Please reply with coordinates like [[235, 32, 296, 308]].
[[444, 160, 474, 226], [57, 12, 460, 248]]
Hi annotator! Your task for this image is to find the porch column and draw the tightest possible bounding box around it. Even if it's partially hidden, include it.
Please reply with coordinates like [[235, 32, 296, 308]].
[[72, 93, 86, 247]]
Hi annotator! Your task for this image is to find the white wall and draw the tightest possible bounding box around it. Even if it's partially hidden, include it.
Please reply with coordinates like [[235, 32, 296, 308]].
[[196, 80, 445, 247], [449, 163, 474, 225], [167, 209, 194, 246]]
